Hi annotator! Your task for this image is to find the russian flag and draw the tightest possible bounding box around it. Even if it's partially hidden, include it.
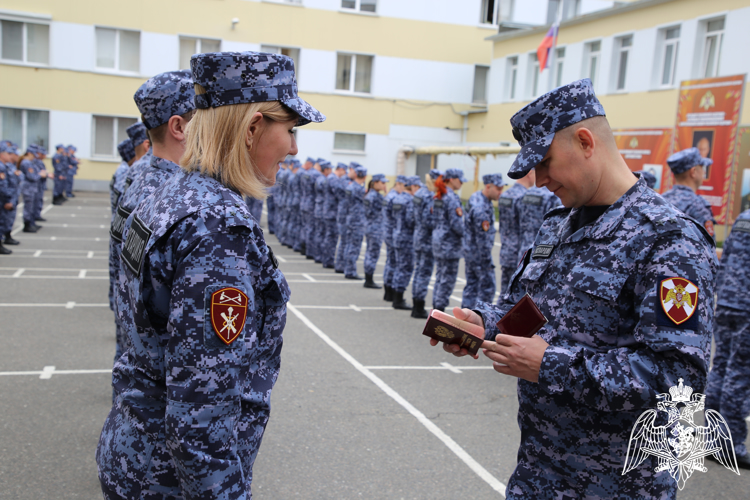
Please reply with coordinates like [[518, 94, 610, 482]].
[[537, 23, 559, 72]]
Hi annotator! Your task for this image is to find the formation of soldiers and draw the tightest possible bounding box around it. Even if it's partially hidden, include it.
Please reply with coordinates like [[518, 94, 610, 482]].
[[0, 141, 79, 254]]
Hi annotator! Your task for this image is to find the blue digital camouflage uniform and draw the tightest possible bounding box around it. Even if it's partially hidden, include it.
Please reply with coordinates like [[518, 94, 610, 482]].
[[298, 167, 314, 255], [461, 174, 502, 309], [661, 185, 715, 239], [471, 78, 717, 499], [343, 168, 367, 278], [363, 174, 386, 276], [705, 210, 750, 459], [0, 152, 14, 237], [0, 147, 21, 235], [275, 166, 290, 245], [496, 182, 527, 296], [20, 155, 40, 226], [634, 169, 657, 189], [516, 186, 561, 262], [411, 170, 441, 303], [290, 166, 304, 252], [110, 140, 135, 215], [52, 145, 68, 200], [65, 146, 78, 197], [32, 147, 47, 220], [382, 186, 401, 289], [431, 169, 466, 310], [313, 163, 330, 263], [334, 168, 354, 272], [266, 173, 277, 234], [246, 197, 263, 222], [391, 182, 417, 293], [321, 168, 342, 268]]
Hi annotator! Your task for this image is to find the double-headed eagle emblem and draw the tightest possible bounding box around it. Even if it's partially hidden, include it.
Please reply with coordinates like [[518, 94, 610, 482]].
[[623, 379, 740, 490]]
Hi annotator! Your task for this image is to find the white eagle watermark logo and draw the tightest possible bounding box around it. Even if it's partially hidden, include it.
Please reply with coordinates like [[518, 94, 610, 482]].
[[623, 379, 740, 489]]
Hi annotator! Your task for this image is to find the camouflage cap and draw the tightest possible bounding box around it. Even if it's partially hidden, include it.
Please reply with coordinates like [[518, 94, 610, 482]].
[[190, 51, 325, 126], [117, 139, 135, 163], [319, 160, 332, 170], [633, 170, 657, 189], [55, 144, 65, 150], [126, 122, 148, 148], [134, 70, 195, 130], [349, 162, 363, 170], [290, 159, 301, 169], [443, 169, 468, 182], [396, 175, 408, 184], [317, 158, 327, 164], [335, 162, 348, 171], [0, 143, 8, 153], [428, 169, 443, 180], [508, 78, 605, 180], [67, 145, 77, 152], [354, 165, 368, 178], [306, 157, 316, 164], [371, 174, 387, 183], [482, 173, 505, 187], [667, 147, 713, 175], [405, 176, 421, 187]]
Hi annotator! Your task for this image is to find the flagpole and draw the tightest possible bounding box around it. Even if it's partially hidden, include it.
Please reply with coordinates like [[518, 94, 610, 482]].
[[547, 3, 563, 91]]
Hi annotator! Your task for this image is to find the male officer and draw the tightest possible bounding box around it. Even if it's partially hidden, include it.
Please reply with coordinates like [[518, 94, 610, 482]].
[[382, 175, 406, 301], [32, 145, 48, 223], [431, 169, 466, 312], [497, 170, 533, 296], [290, 159, 305, 252], [515, 178, 560, 262], [363, 173, 387, 287], [410, 170, 441, 319], [313, 160, 332, 263], [433, 79, 716, 499], [108, 70, 195, 372], [110, 139, 135, 215], [322, 162, 346, 269], [391, 176, 420, 309], [298, 157, 316, 256], [51, 144, 69, 205], [343, 165, 368, 279], [462, 173, 504, 309], [274, 160, 289, 244], [0, 144, 14, 254], [334, 163, 356, 273], [20, 145, 43, 233], [65, 145, 78, 197], [662, 147, 715, 238], [705, 209, 750, 469], [1, 144, 21, 244]]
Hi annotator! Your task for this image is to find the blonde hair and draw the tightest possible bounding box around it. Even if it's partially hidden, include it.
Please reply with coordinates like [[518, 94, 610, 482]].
[[181, 84, 298, 199]]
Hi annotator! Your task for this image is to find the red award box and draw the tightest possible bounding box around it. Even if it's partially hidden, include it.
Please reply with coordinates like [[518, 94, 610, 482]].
[[421, 309, 485, 355], [496, 294, 548, 338]]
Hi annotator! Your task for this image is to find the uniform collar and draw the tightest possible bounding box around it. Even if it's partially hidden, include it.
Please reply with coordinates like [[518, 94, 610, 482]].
[[150, 155, 181, 172]]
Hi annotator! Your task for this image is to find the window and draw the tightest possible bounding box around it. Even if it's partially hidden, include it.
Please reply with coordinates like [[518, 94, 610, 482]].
[[528, 53, 540, 98], [0, 107, 49, 151], [333, 132, 366, 152], [95, 27, 140, 72], [506, 56, 518, 100], [701, 17, 724, 78], [584, 40, 601, 88], [93, 116, 137, 158], [659, 26, 680, 87], [473, 65, 489, 104], [179, 37, 221, 70], [0, 20, 49, 64], [498, 0, 514, 22], [341, 0, 377, 13], [336, 53, 373, 93], [555, 47, 565, 87], [480, 0, 499, 25], [547, 0, 561, 25], [261, 45, 300, 74], [615, 35, 632, 91]]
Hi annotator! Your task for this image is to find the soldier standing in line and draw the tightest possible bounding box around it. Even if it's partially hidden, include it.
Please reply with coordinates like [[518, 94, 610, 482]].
[[334, 163, 356, 273], [246, 196, 263, 222], [313, 160, 332, 263], [65, 145, 78, 198], [322, 162, 346, 269], [20, 146, 44, 233], [363, 173, 387, 288], [267, 163, 279, 235], [661, 148, 716, 239], [496, 169, 533, 296], [462, 173, 504, 309], [32, 145, 48, 223], [0, 144, 14, 254], [382, 175, 406, 301], [51, 144, 69, 205], [410, 169, 441, 319], [110, 139, 135, 215], [434, 79, 716, 499], [290, 158, 305, 252], [343, 165, 368, 280], [275, 160, 290, 243], [298, 157, 315, 256], [705, 209, 750, 470], [391, 176, 421, 310], [430, 168, 466, 312], [1, 144, 21, 245], [515, 180, 561, 262]]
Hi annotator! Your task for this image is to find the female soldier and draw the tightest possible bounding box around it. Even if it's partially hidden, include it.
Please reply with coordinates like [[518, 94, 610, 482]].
[[363, 173, 387, 288], [431, 168, 466, 312], [96, 51, 324, 499]]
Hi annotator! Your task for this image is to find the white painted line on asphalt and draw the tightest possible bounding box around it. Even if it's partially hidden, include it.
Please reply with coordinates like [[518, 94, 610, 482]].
[[40, 366, 55, 379], [19, 236, 106, 241], [275, 254, 287, 263], [0, 275, 108, 280], [10, 203, 53, 236], [0, 267, 107, 272], [440, 362, 464, 374], [0, 302, 108, 307], [366, 365, 494, 371], [66, 302, 75, 309], [33, 250, 42, 257], [78, 270, 87, 278], [12, 268, 25, 277], [349, 304, 362, 312], [301, 273, 317, 282], [51, 236, 57, 241], [286, 279, 365, 284], [87, 251, 94, 258], [292, 305, 393, 311], [287, 303, 507, 496], [0, 368, 112, 378]]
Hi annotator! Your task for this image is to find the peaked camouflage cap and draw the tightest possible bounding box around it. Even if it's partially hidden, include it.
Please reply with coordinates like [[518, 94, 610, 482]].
[[508, 78, 605, 180], [482, 173, 505, 187], [117, 139, 135, 163], [190, 51, 325, 126], [126, 122, 149, 147], [443, 169, 468, 182], [667, 147, 713, 175], [134, 70, 196, 130]]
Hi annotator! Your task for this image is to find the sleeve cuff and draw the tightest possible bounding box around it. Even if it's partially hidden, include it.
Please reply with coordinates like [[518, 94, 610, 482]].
[[472, 302, 503, 341], [537, 345, 573, 395]]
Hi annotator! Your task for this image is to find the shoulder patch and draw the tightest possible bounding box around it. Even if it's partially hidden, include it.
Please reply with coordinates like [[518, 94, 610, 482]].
[[455, 207, 463, 217], [703, 220, 715, 237], [733, 219, 750, 234], [657, 276, 700, 329], [482, 220, 490, 232], [110, 205, 133, 243], [208, 286, 249, 345], [121, 215, 152, 276]]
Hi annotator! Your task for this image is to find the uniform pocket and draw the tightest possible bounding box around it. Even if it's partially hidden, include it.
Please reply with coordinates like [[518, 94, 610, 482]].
[[567, 264, 628, 302]]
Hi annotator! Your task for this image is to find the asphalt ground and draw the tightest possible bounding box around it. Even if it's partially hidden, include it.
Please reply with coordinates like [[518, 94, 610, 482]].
[[0, 190, 748, 499]]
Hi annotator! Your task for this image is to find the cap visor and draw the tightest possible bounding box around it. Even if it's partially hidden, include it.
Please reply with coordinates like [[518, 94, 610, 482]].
[[508, 132, 554, 180], [282, 96, 326, 126]]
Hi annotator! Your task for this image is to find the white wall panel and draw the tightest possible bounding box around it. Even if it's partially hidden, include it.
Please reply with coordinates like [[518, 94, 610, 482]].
[[389, 124, 462, 144], [513, 0, 547, 26], [677, 18, 699, 82], [373, 56, 474, 103], [141, 32, 179, 77], [627, 28, 655, 94], [222, 40, 261, 53], [297, 48, 335, 92], [487, 56, 505, 105], [49, 22, 94, 72], [49, 110, 91, 158], [560, 42, 584, 86], [579, 1, 615, 17], [304, 0, 486, 27], [721, 7, 750, 79]]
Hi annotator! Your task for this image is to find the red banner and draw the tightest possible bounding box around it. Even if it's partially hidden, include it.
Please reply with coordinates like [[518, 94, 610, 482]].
[[672, 75, 746, 224], [614, 128, 673, 193]]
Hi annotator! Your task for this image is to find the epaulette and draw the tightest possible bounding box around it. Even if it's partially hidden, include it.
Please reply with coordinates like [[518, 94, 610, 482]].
[[642, 206, 714, 246], [543, 206, 570, 220]]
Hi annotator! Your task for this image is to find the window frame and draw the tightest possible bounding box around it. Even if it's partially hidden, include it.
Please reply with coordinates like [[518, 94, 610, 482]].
[[700, 16, 725, 78], [335, 52, 374, 95], [340, 0, 378, 15], [472, 64, 490, 105], [554, 46, 565, 88], [94, 26, 141, 74], [614, 34, 633, 92], [332, 131, 367, 155], [658, 25, 680, 88], [480, 0, 500, 25], [260, 44, 301, 75], [179, 36, 222, 70], [91, 115, 139, 161], [583, 40, 601, 89], [0, 16, 50, 65], [0, 105, 50, 152], [505, 55, 519, 101], [528, 52, 540, 99]]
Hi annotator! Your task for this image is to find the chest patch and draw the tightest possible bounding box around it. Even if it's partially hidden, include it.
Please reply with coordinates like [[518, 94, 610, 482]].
[[704, 220, 715, 237], [112, 188, 122, 208], [498, 197, 513, 207], [657, 277, 699, 328], [121, 215, 152, 276], [110, 205, 133, 243], [733, 220, 750, 234], [209, 287, 249, 345], [523, 194, 542, 206], [531, 244, 555, 259], [434, 199, 444, 209]]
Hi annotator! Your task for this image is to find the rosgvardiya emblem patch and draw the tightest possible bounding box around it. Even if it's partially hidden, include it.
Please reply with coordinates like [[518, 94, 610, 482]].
[[210, 287, 249, 345], [660, 277, 698, 325]]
